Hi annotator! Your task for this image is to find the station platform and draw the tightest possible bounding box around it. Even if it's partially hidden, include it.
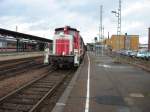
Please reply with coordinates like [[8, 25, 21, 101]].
[[52, 52, 150, 112], [0, 51, 44, 61]]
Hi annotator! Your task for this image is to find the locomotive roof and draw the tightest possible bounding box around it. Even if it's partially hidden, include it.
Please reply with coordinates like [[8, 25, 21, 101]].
[[55, 26, 80, 32], [0, 28, 52, 43]]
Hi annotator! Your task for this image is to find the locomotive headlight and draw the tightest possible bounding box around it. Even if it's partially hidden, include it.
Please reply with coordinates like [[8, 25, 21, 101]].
[[74, 49, 78, 55], [74, 49, 78, 53]]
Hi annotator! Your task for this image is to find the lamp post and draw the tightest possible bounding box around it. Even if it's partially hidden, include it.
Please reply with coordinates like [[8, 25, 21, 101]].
[[111, 10, 120, 51], [111, 0, 122, 62]]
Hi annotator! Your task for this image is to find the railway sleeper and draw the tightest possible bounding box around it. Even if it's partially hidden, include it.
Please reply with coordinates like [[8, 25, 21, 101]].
[[42, 76, 60, 80], [20, 91, 45, 95], [0, 108, 23, 112], [33, 82, 54, 86], [38, 80, 57, 83], [14, 94, 42, 99], [31, 84, 53, 88], [40, 79, 61, 83], [2, 103, 32, 111], [6, 98, 37, 105], [26, 88, 50, 92], [21, 90, 46, 95]]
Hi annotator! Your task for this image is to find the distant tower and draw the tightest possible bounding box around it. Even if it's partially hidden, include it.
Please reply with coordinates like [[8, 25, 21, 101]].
[[99, 5, 103, 42], [117, 0, 121, 36], [99, 5, 104, 56], [148, 28, 150, 51]]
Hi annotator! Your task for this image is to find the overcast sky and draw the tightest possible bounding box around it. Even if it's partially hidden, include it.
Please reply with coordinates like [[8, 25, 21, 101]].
[[0, 0, 150, 44]]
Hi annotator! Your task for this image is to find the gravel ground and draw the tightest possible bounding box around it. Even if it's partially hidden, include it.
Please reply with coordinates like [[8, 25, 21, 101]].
[[0, 65, 50, 98]]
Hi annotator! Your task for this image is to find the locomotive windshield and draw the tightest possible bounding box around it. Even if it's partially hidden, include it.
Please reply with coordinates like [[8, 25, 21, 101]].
[[55, 30, 64, 34], [69, 30, 76, 36], [55, 26, 79, 36], [55, 29, 76, 37]]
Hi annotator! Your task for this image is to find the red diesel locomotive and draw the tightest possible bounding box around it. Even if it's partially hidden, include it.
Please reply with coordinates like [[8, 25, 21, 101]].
[[49, 26, 85, 67]]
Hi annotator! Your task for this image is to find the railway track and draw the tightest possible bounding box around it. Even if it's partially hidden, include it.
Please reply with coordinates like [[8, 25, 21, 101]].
[[0, 56, 42, 66], [0, 57, 43, 80], [0, 56, 42, 70], [0, 68, 73, 112]]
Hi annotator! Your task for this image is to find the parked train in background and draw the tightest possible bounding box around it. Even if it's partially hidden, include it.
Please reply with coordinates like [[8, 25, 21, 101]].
[[49, 26, 85, 67], [0, 36, 16, 52], [0, 36, 46, 52]]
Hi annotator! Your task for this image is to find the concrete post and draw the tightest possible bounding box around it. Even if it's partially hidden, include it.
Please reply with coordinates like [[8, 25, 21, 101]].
[[44, 47, 49, 65]]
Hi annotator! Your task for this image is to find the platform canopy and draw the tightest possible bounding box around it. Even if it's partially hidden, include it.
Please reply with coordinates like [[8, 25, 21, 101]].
[[0, 28, 52, 43]]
